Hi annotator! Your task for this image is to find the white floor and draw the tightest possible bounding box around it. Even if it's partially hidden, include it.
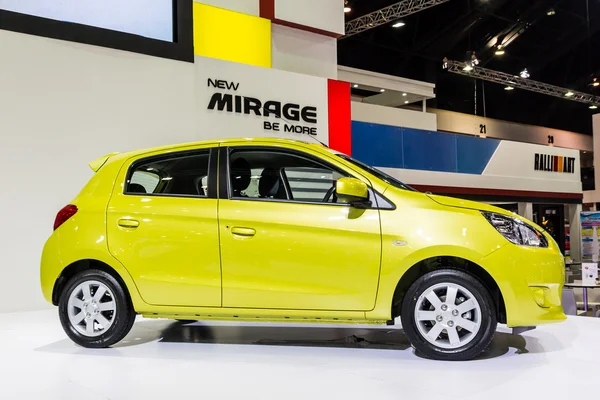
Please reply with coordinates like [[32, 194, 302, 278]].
[[0, 311, 598, 400]]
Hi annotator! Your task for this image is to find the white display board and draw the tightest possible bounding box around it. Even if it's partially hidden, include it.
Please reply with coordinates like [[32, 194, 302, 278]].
[[0, 0, 174, 41], [582, 263, 598, 285], [194, 56, 330, 145]]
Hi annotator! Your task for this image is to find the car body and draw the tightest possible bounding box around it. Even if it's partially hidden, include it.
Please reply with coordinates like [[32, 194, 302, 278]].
[[41, 138, 566, 360]]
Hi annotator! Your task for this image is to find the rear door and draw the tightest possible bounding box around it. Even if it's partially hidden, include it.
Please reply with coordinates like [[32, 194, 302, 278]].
[[107, 146, 221, 307]]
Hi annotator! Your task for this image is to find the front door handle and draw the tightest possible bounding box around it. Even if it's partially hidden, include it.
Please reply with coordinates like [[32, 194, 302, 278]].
[[118, 218, 140, 228], [231, 227, 256, 237]]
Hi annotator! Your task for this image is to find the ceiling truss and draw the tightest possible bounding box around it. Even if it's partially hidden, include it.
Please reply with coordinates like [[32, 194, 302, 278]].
[[443, 59, 600, 106], [342, 0, 450, 39]]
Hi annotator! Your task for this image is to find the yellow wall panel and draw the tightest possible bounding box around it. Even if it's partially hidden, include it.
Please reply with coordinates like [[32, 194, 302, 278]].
[[193, 3, 271, 68]]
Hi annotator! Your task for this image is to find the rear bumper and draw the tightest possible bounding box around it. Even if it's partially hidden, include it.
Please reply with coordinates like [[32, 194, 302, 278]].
[[481, 244, 566, 328]]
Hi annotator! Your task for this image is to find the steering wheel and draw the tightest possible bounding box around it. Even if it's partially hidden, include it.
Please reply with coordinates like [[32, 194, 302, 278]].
[[323, 186, 337, 203]]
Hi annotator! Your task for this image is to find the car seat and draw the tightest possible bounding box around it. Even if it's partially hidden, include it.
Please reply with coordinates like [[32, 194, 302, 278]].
[[259, 168, 286, 199], [231, 158, 251, 197]]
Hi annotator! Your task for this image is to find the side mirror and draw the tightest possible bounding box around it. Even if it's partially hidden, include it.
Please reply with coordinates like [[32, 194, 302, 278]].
[[336, 178, 370, 208]]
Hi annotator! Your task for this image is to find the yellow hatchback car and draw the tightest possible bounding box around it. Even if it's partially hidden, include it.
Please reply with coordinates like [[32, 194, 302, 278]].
[[41, 138, 566, 360]]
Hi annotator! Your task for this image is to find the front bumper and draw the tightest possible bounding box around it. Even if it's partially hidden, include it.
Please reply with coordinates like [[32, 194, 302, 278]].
[[481, 243, 566, 328]]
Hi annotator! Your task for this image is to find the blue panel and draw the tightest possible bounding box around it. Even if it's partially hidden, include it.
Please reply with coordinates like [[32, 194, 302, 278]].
[[351, 121, 404, 168], [456, 135, 500, 174], [402, 128, 457, 172]]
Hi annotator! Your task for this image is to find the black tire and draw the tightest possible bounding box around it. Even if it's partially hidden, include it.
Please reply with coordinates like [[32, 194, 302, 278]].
[[400, 269, 497, 361], [58, 269, 136, 348]]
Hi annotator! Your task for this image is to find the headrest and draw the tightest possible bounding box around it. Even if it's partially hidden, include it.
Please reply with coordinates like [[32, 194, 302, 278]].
[[231, 158, 251, 192], [259, 168, 281, 198], [129, 183, 147, 194]]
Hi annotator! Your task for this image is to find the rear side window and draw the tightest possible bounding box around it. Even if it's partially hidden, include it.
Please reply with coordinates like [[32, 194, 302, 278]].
[[125, 150, 211, 197]]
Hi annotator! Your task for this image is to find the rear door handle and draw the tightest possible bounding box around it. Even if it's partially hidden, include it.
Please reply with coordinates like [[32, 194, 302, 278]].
[[231, 227, 256, 237], [118, 218, 140, 228]]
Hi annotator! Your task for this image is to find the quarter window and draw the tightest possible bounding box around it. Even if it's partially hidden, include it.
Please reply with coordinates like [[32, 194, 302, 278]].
[[126, 151, 211, 197]]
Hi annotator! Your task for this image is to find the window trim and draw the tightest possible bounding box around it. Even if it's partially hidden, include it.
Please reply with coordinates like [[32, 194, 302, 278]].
[[220, 145, 394, 209], [124, 147, 218, 199], [0, 0, 193, 63]]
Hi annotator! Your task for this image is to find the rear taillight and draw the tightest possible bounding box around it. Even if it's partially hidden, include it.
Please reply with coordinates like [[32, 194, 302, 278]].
[[54, 205, 78, 231]]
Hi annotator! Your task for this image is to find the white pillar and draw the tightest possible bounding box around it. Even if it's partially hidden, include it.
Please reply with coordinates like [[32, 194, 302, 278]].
[[517, 202, 533, 220], [422, 99, 426, 113], [568, 204, 582, 262]]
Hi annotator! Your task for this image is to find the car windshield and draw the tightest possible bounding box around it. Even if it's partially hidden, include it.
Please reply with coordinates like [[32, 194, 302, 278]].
[[336, 154, 416, 192]]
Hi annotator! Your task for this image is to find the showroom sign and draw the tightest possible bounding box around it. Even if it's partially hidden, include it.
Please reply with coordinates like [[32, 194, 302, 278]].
[[534, 153, 576, 174], [196, 56, 330, 145], [206, 78, 319, 136]]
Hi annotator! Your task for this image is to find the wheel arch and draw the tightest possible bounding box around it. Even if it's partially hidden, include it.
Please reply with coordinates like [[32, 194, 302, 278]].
[[391, 256, 507, 324], [52, 259, 135, 307]]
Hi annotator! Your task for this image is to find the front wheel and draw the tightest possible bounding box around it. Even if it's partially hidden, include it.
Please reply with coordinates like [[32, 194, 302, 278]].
[[58, 269, 136, 348], [401, 269, 497, 361]]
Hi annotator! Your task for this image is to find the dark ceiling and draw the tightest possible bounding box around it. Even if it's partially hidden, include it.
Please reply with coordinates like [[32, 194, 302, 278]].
[[338, 0, 600, 134]]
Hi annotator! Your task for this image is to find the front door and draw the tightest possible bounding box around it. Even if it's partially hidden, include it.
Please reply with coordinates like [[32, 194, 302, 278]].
[[218, 144, 382, 311], [107, 146, 221, 307]]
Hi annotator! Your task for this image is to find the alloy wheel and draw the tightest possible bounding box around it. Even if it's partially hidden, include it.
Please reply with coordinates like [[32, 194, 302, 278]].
[[413, 282, 482, 350], [67, 280, 117, 337]]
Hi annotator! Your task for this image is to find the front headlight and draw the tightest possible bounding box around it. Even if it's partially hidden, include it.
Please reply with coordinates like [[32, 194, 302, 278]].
[[482, 212, 548, 248]]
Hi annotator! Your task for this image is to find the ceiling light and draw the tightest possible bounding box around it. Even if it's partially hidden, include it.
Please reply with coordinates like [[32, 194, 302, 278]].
[[590, 105, 598, 109], [520, 68, 530, 79], [463, 64, 473, 71], [344, 6, 351, 12], [402, 93, 407, 96], [380, 89, 385, 92], [392, 21, 406, 28], [404, 100, 409, 104], [495, 45, 505, 56], [504, 86, 514, 90], [353, 84, 358, 88], [547, 9, 556, 16], [592, 78, 599, 87], [565, 91, 574, 97]]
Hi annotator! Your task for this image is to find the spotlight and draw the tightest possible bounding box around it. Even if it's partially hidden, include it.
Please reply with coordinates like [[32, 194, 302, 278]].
[[380, 89, 385, 92], [402, 93, 407, 96], [547, 9, 556, 16], [344, 0, 351, 13], [495, 45, 505, 56], [520, 68, 530, 79], [565, 91, 574, 97], [504, 86, 514, 91], [404, 100, 409, 104], [592, 78, 600, 87], [353, 84, 358, 88], [392, 21, 406, 28], [470, 52, 480, 66], [463, 63, 473, 71], [590, 105, 598, 109]]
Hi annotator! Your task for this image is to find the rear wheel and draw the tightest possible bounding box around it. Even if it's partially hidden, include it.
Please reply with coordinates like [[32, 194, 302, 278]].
[[58, 269, 135, 348], [401, 269, 497, 361]]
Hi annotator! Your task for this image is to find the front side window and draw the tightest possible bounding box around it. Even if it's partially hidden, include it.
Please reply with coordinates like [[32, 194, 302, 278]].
[[228, 149, 348, 204], [126, 150, 211, 197]]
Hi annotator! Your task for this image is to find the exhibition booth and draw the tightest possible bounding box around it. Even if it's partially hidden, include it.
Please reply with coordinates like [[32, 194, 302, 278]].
[[1, 0, 600, 398]]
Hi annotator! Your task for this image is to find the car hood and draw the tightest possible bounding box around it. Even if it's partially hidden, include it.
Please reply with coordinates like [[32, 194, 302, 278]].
[[426, 193, 511, 215]]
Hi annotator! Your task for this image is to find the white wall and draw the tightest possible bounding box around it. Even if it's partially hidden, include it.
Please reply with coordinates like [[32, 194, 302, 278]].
[[193, 0, 259, 16], [352, 102, 438, 131], [274, 0, 344, 36], [433, 108, 593, 152], [0, 29, 332, 312], [271, 25, 338, 79], [0, 30, 197, 312], [584, 114, 600, 203]]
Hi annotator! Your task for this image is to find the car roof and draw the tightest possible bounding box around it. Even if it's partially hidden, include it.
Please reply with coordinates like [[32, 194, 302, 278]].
[[124, 137, 327, 157]]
